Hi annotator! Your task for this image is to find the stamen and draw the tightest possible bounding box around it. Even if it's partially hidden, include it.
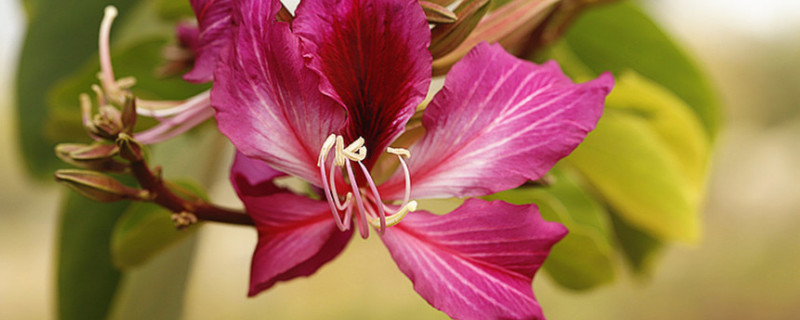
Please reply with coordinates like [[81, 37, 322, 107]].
[[396, 153, 412, 209], [358, 161, 386, 233], [317, 135, 347, 231], [134, 106, 215, 144], [387, 147, 411, 158], [328, 164, 351, 211], [345, 161, 369, 239], [116, 77, 137, 89], [80, 94, 96, 131], [317, 134, 336, 167], [317, 135, 418, 235], [368, 201, 418, 229], [99, 6, 119, 97], [136, 90, 211, 118], [334, 136, 346, 167], [91, 85, 106, 105]]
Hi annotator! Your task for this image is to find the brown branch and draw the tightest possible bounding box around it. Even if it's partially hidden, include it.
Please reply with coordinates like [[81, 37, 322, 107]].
[[517, 0, 621, 58], [127, 153, 254, 226]]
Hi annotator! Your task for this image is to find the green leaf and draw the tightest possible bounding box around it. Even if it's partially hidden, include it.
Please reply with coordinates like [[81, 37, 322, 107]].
[[565, 109, 701, 242], [57, 191, 130, 320], [15, 0, 138, 178], [610, 210, 663, 275], [110, 199, 199, 269], [484, 166, 616, 290], [563, 1, 720, 137], [153, 0, 195, 22], [108, 230, 198, 320]]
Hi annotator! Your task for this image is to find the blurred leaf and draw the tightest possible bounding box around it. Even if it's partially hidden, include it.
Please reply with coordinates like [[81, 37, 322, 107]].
[[563, 1, 720, 137], [108, 227, 198, 320], [485, 166, 616, 290], [57, 191, 130, 320], [607, 71, 710, 194], [46, 37, 210, 144], [566, 109, 700, 242], [111, 198, 199, 269], [15, 0, 138, 178], [107, 125, 226, 314], [111, 180, 205, 269], [154, 0, 195, 21], [610, 210, 663, 275]]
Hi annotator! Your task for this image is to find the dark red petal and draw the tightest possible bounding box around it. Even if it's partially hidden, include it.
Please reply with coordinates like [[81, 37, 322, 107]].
[[243, 193, 352, 296], [294, 0, 432, 166]]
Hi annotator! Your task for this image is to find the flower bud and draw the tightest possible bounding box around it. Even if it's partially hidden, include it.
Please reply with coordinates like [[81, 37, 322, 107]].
[[429, 0, 491, 59], [120, 94, 137, 134], [116, 133, 144, 162], [432, 0, 559, 75], [55, 169, 148, 202], [55, 143, 129, 173], [421, 1, 458, 24], [421, 0, 458, 6]]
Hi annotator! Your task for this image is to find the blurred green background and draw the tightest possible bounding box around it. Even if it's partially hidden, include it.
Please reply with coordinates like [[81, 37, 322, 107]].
[[2, 0, 800, 319]]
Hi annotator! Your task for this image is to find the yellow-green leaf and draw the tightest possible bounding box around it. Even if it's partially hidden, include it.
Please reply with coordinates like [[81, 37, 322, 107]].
[[607, 71, 711, 194], [566, 110, 700, 242]]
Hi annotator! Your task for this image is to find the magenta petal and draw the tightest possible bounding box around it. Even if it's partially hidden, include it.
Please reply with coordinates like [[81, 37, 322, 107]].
[[212, 0, 345, 186], [381, 198, 566, 320], [381, 42, 614, 200], [184, 0, 234, 83], [243, 193, 352, 296], [230, 150, 286, 197], [176, 22, 200, 53], [294, 0, 431, 166]]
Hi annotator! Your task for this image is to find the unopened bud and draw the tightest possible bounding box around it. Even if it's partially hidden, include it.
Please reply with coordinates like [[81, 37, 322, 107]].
[[429, 0, 491, 59], [80, 93, 98, 135], [90, 105, 124, 139], [55, 169, 148, 202], [68, 143, 119, 160], [421, 0, 458, 6], [421, 1, 458, 24], [432, 0, 558, 75], [116, 133, 144, 162], [120, 94, 137, 134], [56, 143, 129, 173]]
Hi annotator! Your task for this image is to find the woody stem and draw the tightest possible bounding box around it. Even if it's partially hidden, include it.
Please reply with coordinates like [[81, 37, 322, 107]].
[[127, 153, 254, 226]]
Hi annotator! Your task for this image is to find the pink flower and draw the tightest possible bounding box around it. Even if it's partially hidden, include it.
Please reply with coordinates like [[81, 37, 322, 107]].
[[211, 0, 613, 318]]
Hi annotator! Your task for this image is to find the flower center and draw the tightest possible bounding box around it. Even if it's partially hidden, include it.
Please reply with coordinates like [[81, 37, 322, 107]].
[[317, 134, 417, 239]]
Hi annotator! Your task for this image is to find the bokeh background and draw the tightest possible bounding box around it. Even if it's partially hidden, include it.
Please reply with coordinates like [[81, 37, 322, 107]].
[[1, 0, 799, 319]]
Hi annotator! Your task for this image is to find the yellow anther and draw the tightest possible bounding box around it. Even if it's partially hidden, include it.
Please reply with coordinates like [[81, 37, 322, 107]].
[[344, 137, 364, 153], [368, 200, 417, 228], [342, 146, 367, 162], [334, 135, 346, 167], [104, 5, 118, 19], [317, 134, 337, 167], [116, 77, 137, 89], [387, 147, 411, 158]]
